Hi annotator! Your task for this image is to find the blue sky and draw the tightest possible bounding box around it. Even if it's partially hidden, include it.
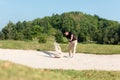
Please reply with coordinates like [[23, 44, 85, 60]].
[[0, 0, 120, 30]]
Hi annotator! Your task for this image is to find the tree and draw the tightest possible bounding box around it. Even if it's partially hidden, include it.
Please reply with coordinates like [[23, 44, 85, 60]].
[[0, 32, 4, 40], [23, 28, 32, 40], [2, 21, 15, 39], [1, 11, 120, 44], [38, 34, 47, 43], [31, 25, 44, 38], [55, 30, 64, 43]]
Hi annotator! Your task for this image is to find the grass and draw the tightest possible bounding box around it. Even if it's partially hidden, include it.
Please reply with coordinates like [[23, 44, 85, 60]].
[[61, 43, 120, 55], [0, 60, 120, 80], [0, 39, 120, 54], [0, 39, 54, 51]]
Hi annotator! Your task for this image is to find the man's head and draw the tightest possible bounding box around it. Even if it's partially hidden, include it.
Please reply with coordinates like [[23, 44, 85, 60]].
[[64, 31, 69, 36]]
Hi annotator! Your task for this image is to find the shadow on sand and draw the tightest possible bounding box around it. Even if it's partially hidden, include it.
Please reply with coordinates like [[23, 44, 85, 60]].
[[37, 49, 61, 58], [37, 49, 69, 58], [42, 51, 55, 58]]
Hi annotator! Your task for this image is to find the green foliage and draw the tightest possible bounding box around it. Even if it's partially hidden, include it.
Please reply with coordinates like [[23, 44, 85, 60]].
[[38, 34, 47, 43], [55, 30, 66, 43], [1, 11, 120, 44], [0, 32, 4, 40], [55, 31, 63, 43], [2, 21, 15, 39], [31, 25, 44, 38]]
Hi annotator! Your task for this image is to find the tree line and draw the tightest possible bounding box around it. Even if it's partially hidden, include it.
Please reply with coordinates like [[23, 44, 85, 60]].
[[0, 11, 120, 44]]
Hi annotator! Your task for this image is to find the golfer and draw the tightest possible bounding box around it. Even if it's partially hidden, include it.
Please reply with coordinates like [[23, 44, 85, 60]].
[[64, 31, 77, 57]]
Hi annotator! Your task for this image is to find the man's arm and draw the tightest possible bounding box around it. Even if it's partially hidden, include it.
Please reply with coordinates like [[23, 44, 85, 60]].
[[69, 34, 73, 42]]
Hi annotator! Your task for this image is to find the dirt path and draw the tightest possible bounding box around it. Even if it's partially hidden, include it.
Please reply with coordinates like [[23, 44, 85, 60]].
[[0, 49, 120, 71]]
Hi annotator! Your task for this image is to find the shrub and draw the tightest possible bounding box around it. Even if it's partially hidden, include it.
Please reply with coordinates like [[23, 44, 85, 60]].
[[38, 35, 47, 43], [55, 31, 68, 43]]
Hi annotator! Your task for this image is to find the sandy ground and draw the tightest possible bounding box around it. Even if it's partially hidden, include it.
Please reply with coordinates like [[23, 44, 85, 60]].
[[0, 48, 120, 71]]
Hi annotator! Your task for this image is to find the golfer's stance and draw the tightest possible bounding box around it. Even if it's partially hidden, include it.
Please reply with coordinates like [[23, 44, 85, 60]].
[[64, 31, 77, 57]]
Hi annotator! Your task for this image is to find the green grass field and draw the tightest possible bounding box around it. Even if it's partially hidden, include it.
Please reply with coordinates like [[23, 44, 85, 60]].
[[0, 40, 120, 54], [0, 60, 120, 80], [61, 43, 120, 55]]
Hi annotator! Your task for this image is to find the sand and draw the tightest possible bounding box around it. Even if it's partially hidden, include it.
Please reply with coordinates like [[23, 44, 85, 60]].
[[0, 48, 120, 71]]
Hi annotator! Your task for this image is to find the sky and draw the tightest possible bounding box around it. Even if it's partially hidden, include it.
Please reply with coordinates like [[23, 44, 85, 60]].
[[0, 0, 120, 30]]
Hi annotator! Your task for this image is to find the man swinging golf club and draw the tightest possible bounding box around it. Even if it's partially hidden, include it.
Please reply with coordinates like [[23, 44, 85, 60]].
[[63, 31, 77, 57]]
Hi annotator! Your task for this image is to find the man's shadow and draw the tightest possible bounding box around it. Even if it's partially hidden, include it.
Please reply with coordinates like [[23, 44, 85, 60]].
[[37, 49, 61, 58], [42, 51, 55, 58]]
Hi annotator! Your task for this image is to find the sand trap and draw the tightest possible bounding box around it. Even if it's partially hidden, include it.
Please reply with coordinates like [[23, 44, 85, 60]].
[[0, 48, 120, 71]]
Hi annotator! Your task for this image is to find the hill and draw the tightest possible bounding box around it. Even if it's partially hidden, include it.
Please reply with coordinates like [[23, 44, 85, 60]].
[[0, 11, 120, 44]]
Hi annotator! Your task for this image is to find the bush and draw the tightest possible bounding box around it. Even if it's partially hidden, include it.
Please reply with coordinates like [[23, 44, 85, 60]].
[[55, 31, 67, 43], [55, 31, 64, 43], [38, 35, 47, 43], [0, 32, 4, 40]]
